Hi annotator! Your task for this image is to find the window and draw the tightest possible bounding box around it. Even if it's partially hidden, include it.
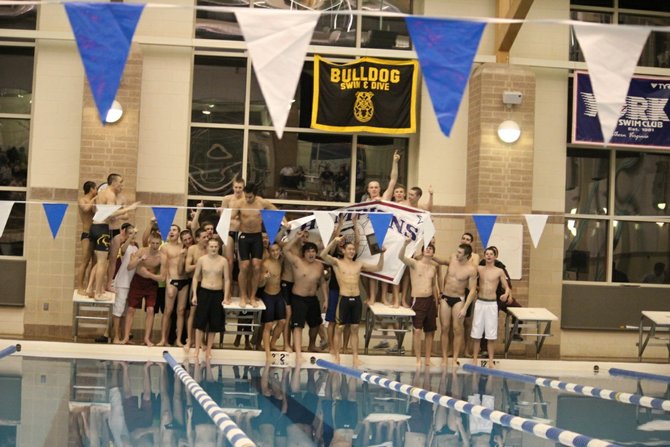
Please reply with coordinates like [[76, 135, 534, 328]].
[[569, 1, 670, 68], [189, 6, 413, 211], [565, 3, 670, 285], [0, 46, 33, 256]]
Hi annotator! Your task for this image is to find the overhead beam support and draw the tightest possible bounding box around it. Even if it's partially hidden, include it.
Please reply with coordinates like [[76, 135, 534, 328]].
[[496, 0, 534, 63]]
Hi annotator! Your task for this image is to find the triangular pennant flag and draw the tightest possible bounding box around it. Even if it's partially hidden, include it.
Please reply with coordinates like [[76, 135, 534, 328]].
[[0, 201, 14, 238], [235, 9, 319, 139], [405, 17, 485, 137], [43, 203, 68, 239], [93, 204, 121, 223], [64, 3, 145, 124], [216, 209, 232, 243], [524, 214, 548, 248], [472, 214, 497, 249], [314, 211, 335, 245], [261, 209, 286, 245], [421, 215, 436, 249], [368, 213, 393, 249], [152, 207, 177, 241], [573, 24, 650, 144]]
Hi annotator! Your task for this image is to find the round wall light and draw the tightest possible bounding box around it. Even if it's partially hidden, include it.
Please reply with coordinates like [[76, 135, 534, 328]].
[[105, 100, 124, 124], [497, 120, 521, 143]]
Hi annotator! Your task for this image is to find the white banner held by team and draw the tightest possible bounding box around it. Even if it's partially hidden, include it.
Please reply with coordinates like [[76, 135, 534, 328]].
[[287, 201, 431, 285]]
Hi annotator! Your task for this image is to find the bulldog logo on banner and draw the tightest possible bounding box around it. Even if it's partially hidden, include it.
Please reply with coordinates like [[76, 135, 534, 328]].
[[286, 201, 431, 285], [311, 55, 418, 134]]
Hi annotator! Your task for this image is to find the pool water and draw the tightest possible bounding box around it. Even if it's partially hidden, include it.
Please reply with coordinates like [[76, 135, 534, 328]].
[[1, 356, 669, 446]]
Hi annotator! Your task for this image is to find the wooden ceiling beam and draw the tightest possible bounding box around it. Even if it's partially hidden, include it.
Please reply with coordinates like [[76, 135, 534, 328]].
[[496, 0, 534, 63]]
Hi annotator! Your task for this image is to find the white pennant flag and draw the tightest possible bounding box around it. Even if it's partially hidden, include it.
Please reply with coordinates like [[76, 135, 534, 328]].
[[314, 211, 335, 245], [216, 209, 232, 242], [93, 204, 121, 223], [422, 215, 436, 250], [0, 201, 14, 238], [524, 214, 548, 248], [573, 24, 650, 144], [235, 9, 320, 139]]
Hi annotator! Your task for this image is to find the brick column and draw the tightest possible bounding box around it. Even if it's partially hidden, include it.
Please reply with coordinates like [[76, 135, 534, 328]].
[[78, 47, 142, 198], [465, 63, 547, 355]]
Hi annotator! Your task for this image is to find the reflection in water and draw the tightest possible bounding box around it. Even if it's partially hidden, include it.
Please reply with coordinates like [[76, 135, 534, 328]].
[[2, 358, 670, 446]]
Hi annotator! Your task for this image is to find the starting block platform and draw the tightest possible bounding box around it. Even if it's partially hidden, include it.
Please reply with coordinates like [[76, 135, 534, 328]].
[[363, 302, 415, 355], [503, 307, 557, 359], [638, 311, 670, 361], [72, 291, 115, 342]]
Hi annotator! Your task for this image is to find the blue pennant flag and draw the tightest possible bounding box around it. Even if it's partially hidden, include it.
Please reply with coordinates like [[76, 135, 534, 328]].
[[368, 213, 393, 249], [405, 17, 485, 137], [43, 203, 68, 239], [152, 207, 177, 241], [64, 3, 145, 124], [261, 210, 286, 245], [473, 214, 497, 250]]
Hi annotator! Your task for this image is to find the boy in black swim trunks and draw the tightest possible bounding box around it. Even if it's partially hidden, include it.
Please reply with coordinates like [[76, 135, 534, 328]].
[[436, 243, 478, 369]]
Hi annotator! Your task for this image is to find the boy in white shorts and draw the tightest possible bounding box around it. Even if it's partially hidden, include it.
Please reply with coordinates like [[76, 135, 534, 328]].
[[466, 247, 510, 366], [112, 224, 139, 344]]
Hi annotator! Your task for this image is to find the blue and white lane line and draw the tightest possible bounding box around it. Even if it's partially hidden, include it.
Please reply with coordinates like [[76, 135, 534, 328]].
[[316, 359, 621, 447], [609, 368, 670, 384], [0, 344, 20, 360], [163, 352, 256, 447], [464, 364, 670, 411]]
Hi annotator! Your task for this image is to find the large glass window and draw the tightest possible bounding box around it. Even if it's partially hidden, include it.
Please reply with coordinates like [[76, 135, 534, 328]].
[[565, 3, 670, 285], [0, 45, 32, 257], [570, 2, 670, 68], [0, 3, 37, 30]]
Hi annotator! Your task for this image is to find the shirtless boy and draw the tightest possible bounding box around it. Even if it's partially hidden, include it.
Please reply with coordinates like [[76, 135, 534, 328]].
[[183, 228, 210, 351], [399, 237, 440, 367], [190, 238, 231, 361], [158, 225, 188, 347], [283, 231, 325, 363], [321, 236, 384, 366], [230, 184, 280, 308], [123, 231, 164, 346], [466, 247, 510, 366], [90, 174, 139, 299], [259, 243, 286, 362], [76, 180, 96, 294], [437, 244, 477, 369]]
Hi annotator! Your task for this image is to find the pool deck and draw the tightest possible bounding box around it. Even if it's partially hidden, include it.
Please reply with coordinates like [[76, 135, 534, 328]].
[[1, 338, 668, 377]]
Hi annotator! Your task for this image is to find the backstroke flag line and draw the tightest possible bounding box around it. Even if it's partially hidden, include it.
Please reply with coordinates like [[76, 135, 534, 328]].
[[152, 207, 177, 241], [369, 213, 393, 249], [524, 214, 548, 248], [573, 23, 650, 145], [0, 201, 14, 238], [405, 17, 485, 137], [43, 203, 68, 239], [235, 9, 320, 139], [93, 204, 121, 223], [216, 209, 232, 242], [473, 214, 497, 250], [65, 3, 145, 124], [314, 211, 335, 245], [261, 209, 286, 245]]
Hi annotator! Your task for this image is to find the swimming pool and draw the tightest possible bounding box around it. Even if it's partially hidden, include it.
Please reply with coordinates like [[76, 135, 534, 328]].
[[1, 341, 669, 447]]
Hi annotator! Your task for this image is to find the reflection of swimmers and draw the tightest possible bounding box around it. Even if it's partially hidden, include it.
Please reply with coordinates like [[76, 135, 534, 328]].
[[285, 363, 318, 447], [330, 373, 359, 447], [430, 370, 469, 447], [405, 366, 434, 446], [467, 373, 495, 447]]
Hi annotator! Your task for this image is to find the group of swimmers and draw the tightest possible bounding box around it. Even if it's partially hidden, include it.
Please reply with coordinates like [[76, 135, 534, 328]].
[[75, 150, 519, 366]]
